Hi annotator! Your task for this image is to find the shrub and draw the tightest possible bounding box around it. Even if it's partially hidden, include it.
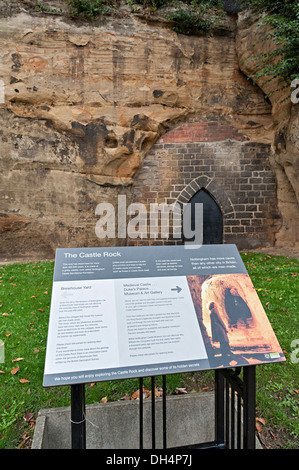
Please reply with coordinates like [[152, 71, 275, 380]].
[[242, 0, 299, 91], [133, 0, 169, 8], [68, 0, 112, 17], [167, 1, 225, 35]]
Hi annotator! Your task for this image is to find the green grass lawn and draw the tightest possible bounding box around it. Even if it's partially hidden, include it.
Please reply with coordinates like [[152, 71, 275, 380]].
[[0, 252, 298, 449]]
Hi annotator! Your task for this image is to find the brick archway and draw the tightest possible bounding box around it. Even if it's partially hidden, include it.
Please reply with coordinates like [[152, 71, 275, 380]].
[[176, 175, 234, 217], [176, 176, 235, 245], [130, 120, 280, 249]]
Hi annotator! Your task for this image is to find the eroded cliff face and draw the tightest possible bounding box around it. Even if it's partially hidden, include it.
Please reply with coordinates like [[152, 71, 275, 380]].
[[0, 4, 297, 259], [236, 10, 299, 248]]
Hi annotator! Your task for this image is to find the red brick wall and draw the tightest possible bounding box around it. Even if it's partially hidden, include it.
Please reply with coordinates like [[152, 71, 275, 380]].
[[160, 122, 247, 144], [130, 121, 280, 250]]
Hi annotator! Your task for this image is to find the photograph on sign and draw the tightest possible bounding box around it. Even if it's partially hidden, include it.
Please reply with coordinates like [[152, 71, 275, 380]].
[[187, 273, 284, 369]]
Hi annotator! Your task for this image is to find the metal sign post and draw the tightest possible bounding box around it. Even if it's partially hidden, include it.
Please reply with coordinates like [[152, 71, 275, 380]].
[[71, 384, 86, 449]]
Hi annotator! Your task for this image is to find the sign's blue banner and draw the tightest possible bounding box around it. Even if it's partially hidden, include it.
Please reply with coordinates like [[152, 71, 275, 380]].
[[53, 244, 247, 282]]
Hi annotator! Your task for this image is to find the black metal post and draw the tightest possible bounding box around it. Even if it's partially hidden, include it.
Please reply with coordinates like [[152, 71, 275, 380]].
[[230, 383, 235, 449], [162, 375, 167, 449], [151, 376, 156, 449], [225, 377, 230, 448], [139, 377, 143, 449], [237, 393, 242, 449], [71, 383, 86, 449], [214, 369, 225, 448], [243, 366, 256, 449]]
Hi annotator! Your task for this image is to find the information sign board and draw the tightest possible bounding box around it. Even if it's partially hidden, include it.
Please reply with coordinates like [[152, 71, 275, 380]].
[[43, 245, 285, 386]]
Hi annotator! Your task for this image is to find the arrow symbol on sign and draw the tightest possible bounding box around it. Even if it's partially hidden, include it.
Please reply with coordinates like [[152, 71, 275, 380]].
[[171, 286, 182, 293]]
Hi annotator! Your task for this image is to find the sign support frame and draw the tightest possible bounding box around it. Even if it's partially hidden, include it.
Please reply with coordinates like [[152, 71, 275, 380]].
[[69, 365, 257, 449], [71, 383, 86, 449]]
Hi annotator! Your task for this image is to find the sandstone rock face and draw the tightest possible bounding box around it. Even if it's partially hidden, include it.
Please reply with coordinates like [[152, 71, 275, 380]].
[[236, 11, 299, 248], [0, 5, 297, 259], [0, 212, 28, 233]]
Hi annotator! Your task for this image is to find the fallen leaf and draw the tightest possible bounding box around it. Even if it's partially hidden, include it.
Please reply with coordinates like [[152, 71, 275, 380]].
[[29, 420, 35, 430], [33, 349, 40, 354], [270, 430, 276, 440], [17, 436, 29, 448], [12, 357, 24, 363], [2, 313, 9, 316], [131, 386, 150, 400], [100, 396, 108, 403], [0, 370, 5, 374], [119, 393, 131, 401], [19, 378, 30, 384], [11, 366, 20, 375], [131, 389, 140, 400], [175, 387, 188, 394], [293, 388, 299, 394], [256, 422, 263, 433], [6, 332, 11, 337], [23, 412, 34, 423], [256, 417, 266, 426], [90, 382, 95, 387], [38, 308, 45, 312], [280, 308, 289, 314]]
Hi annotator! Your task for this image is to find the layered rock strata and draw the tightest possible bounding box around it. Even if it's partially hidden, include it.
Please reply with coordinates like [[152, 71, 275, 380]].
[[0, 5, 297, 259]]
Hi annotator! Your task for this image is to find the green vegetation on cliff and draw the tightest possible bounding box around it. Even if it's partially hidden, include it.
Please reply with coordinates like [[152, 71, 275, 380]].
[[67, 0, 226, 35], [65, 0, 298, 90], [242, 0, 299, 93]]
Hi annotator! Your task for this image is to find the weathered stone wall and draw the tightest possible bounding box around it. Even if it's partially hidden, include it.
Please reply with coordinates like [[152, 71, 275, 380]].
[[0, 4, 296, 259], [236, 11, 299, 248]]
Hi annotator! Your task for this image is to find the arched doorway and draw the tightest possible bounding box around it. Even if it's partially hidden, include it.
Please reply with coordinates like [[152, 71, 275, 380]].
[[183, 188, 223, 244]]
